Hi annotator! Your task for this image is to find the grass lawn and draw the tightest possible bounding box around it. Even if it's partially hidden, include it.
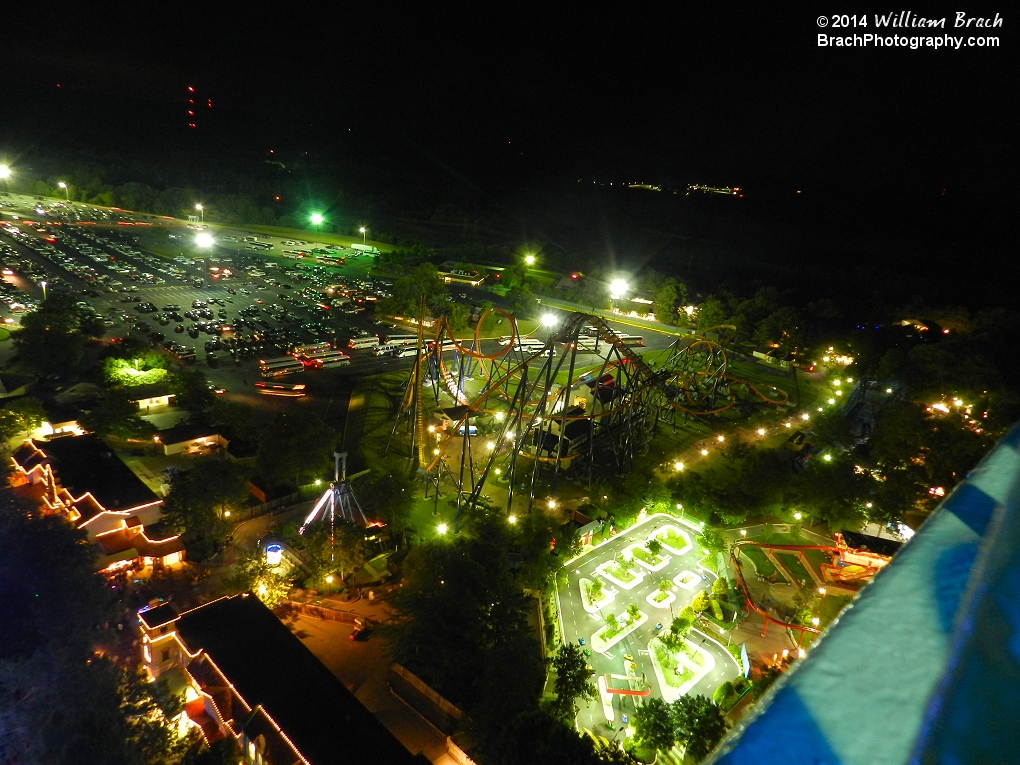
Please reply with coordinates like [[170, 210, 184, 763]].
[[653, 642, 694, 688], [681, 641, 705, 667], [631, 547, 663, 566], [652, 590, 670, 603], [775, 552, 813, 586], [608, 565, 637, 583], [660, 528, 689, 549], [761, 531, 816, 546], [818, 594, 854, 626], [0, 327, 9, 342], [741, 546, 786, 582], [802, 548, 830, 577]]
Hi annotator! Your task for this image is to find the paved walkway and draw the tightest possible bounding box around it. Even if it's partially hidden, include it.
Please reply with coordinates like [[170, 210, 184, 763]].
[[289, 614, 456, 764]]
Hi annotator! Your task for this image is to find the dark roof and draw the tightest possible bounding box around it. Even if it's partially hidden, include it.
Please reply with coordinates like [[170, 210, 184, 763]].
[[160, 422, 222, 444], [31, 435, 159, 512], [138, 602, 179, 630], [841, 530, 904, 558], [177, 594, 418, 765]]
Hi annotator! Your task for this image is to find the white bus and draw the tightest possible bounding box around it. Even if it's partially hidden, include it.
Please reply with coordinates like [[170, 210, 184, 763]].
[[429, 340, 460, 354], [255, 381, 307, 396], [259, 355, 299, 369], [292, 342, 333, 357], [315, 355, 352, 370], [300, 349, 348, 366], [384, 334, 419, 346], [499, 336, 546, 348], [566, 336, 601, 352], [374, 344, 421, 358], [260, 360, 306, 378], [613, 334, 645, 347], [348, 335, 380, 349]]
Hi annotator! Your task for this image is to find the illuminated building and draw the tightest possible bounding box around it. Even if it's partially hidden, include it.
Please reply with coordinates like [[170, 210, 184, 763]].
[[9, 436, 163, 539], [138, 594, 423, 764]]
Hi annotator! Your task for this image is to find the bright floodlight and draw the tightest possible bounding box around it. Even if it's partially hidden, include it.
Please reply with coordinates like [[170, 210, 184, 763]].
[[0, 165, 11, 179], [310, 213, 324, 225], [437, 522, 448, 535], [359, 227, 366, 234], [524, 254, 536, 266], [609, 278, 628, 298], [195, 203, 203, 211], [195, 232, 214, 248], [541, 313, 557, 327], [58, 181, 67, 189]]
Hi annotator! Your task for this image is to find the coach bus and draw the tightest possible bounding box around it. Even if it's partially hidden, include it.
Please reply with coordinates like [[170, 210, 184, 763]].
[[254, 381, 307, 397], [612, 334, 645, 347], [348, 335, 380, 349]]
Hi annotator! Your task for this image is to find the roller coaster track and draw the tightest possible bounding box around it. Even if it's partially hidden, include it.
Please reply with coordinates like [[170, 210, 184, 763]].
[[389, 309, 792, 522], [729, 539, 877, 640]]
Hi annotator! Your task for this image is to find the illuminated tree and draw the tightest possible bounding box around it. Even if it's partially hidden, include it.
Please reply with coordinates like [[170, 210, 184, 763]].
[[78, 390, 156, 440], [692, 590, 710, 613], [12, 296, 103, 375], [633, 696, 676, 754], [672, 695, 727, 762], [0, 396, 46, 440], [227, 546, 293, 607], [550, 643, 598, 720]]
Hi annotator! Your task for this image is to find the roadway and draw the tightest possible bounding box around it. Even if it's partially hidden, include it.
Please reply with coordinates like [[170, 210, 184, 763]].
[[557, 513, 742, 733]]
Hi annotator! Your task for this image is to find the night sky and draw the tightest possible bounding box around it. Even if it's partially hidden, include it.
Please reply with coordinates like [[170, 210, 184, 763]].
[[1, 7, 1012, 291]]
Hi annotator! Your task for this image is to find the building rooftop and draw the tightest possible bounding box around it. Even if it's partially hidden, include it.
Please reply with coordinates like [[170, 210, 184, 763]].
[[176, 594, 420, 765], [138, 602, 179, 630], [12, 435, 159, 516], [159, 422, 223, 445]]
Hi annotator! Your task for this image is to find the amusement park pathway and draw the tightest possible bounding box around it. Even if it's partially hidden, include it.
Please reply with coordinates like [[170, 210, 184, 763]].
[[289, 613, 458, 764]]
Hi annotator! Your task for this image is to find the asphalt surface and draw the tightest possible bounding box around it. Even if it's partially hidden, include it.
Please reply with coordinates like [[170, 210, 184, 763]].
[[558, 513, 742, 732]]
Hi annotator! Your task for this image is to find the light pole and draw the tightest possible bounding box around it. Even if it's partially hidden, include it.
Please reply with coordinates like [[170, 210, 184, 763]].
[[58, 182, 70, 201], [195, 204, 204, 222], [359, 226, 366, 244], [609, 279, 628, 313], [541, 312, 558, 341], [40, 281, 48, 301]]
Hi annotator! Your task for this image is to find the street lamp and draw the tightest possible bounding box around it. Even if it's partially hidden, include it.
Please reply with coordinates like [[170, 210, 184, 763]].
[[58, 181, 70, 201], [195, 232, 214, 248], [0, 164, 12, 180], [524, 254, 536, 266], [437, 522, 448, 535], [195, 203, 204, 222], [40, 281, 48, 300], [541, 313, 557, 341], [310, 212, 324, 227], [359, 226, 366, 244], [609, 279, 628, 300]]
